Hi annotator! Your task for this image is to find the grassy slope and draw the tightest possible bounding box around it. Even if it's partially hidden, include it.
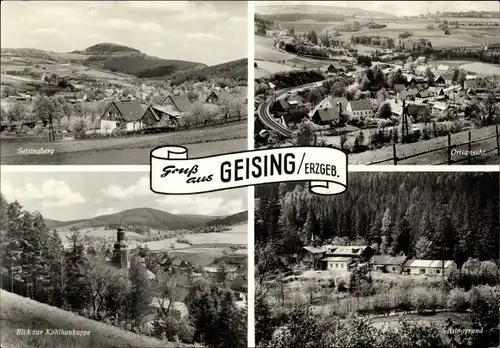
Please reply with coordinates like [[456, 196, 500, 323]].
[[347, 125, 499, 165], [0, 290, 185, 348], [1, 121, 246, 159]]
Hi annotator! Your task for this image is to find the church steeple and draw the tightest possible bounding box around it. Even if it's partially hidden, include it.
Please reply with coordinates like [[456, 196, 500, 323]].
[[112, 221, 130, 269]]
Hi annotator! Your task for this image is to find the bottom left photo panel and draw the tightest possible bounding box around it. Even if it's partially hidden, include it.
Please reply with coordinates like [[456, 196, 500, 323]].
[[0, 170, 248, 348]]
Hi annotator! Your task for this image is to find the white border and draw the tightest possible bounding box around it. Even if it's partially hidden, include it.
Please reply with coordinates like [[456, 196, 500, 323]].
[[247, 1, 256, 346]]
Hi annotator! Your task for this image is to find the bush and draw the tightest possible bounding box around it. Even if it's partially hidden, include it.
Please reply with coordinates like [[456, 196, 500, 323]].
[[411, 287, 433, 312], [422, 124, 433, 140], [369, 129, 392, 148], [402, 129, 420, 143], [347, 116, 364, 128], [447, 288, 470, 312]]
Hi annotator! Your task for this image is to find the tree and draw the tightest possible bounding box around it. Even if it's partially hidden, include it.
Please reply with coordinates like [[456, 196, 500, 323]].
[[292, 120, 317, 146], [128, 258, 153, 329], [212, 289, 247, 348], [425, 67, 435, 85], [375, 102, 392, 119], [415, 235, 433, 259], [6, 102, 27, 124], [83, 259, 128, 319], [306, 89, 322, 107], [478, 93, 499, 126]]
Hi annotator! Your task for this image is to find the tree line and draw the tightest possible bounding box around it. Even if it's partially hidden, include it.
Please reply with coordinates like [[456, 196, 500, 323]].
[[255, 172, 499, 265]]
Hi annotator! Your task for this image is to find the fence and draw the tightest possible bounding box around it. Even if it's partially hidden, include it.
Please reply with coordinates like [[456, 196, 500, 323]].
[[368, 125, 500, 165]]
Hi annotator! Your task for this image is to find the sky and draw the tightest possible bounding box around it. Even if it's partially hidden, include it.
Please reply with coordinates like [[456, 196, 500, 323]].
[[0, 171, 247, 221], [257, 1, 499, 17], [1, 1, 248, 65]]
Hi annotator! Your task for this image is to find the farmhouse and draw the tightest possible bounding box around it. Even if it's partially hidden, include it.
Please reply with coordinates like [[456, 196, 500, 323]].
[[298, 246, 328, 269], [347, 99, 373, 118], [323, 257, 353, 271], [428, 87, 445, 99], [273, 95, 306, 112], [161, 94, 192, 117], [415, 90, 431, 103], [141, 105, 180, 129], [100, 100, 147, 132], [369, 255, 407, 273], [326, 63, 345, 75], [442, 72, 455, 86], [323, 97, 349, 111], [434, 75, 446, 86], [205, 90, 229, 104], [324, 245, 374, 262], [464, 77, 493, 91], [311, 107, 339, 126], [403, 259, 457, 276]]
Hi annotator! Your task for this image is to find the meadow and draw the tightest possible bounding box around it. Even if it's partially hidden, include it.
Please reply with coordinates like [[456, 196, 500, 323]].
[[255, 35, 295, 62], [0, 289, 189, 348], [0, 121, 247, 165], [255, 60, 297, 78]]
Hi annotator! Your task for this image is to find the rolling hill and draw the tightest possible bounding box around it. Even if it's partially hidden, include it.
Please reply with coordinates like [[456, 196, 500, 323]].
[[256, 4, 397, 20], [170, 58, 248, 85], [2, 43, 206, 79], [205, 210, 248, 227], [44, 207, 217, 232], [0, 289, 183, 348]]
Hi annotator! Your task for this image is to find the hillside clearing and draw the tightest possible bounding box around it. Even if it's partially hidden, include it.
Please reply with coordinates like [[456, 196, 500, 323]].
[[0, 289, 185, 348]]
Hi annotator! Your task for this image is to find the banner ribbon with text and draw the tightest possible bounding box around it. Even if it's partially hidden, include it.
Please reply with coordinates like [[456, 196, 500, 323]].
[[150, 146, 347, 195]]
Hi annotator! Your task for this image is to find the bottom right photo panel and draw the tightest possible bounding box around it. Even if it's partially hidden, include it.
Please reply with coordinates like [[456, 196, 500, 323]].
[[255, 172, 499, 348]]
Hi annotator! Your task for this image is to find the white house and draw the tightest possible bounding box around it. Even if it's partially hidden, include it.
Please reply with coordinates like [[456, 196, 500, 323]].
[[347, 99, 374, 118], [403, 260, 457, 276], [323, 256, 353, 271], [100, 100, 147, 133]]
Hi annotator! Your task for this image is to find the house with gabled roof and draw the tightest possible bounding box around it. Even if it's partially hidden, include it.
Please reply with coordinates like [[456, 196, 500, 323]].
[[415, 89, 432, 102], [141, 105, 180, 129], [324, 245, 374, 262], [311, 107, 339, 126], [298, 246, 327, 269], [205, 90, 230, 104], [347, 99, 374, 118], [160, 94, 192, 117], [369, 255, 408, 273], [100, 99, 147, 132]]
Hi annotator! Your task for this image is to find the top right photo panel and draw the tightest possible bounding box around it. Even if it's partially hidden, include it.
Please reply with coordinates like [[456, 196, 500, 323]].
[[254, 1, 500, 165]]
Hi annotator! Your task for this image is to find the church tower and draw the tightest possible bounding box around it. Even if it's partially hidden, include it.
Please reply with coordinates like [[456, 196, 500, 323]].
[[112, 224, 130, 269]]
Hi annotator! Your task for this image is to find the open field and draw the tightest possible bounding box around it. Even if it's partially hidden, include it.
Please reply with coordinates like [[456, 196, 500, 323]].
[[371, 311, 472, 331], [255, 35, 295, 61], [269, 18, 500, 48], [143, 237, 192, 251], [0, 289, 185, 348], [255, 60, 297, 78], [169, 247, 231, 266], [345, 125, 499, 165], [459, 62, 500, 76], [185, 223, 248, 246], [0, 121, 247, 165]]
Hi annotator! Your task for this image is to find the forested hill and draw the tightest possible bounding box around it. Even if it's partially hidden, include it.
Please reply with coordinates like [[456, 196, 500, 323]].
[[170, 58, 248, 86], [256, 172, 499, 266]]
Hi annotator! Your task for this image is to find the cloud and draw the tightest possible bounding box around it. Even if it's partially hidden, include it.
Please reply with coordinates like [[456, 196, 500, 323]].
[[184, 32, 222, 43], [126, 1, 192, 13], [33, 28, 61, 34], [140, 22, 163, 33], [105, 18, 135, 29], [95, 207, 118, 217], [1, 179, 86, 208], [225, 15, 247, 26], [101, 176, 150, 200], [155, 195, 244, 216]]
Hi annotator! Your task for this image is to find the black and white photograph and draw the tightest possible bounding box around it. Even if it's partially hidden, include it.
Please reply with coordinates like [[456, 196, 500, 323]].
[[0, 171, 248, 348], [1, 1, 248, 165], [254, 1, 500, 165], [255, 172, 499, 347]]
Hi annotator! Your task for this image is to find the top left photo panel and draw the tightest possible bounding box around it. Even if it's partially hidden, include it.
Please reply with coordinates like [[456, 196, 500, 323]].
[[1, 1, 248, 165]]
